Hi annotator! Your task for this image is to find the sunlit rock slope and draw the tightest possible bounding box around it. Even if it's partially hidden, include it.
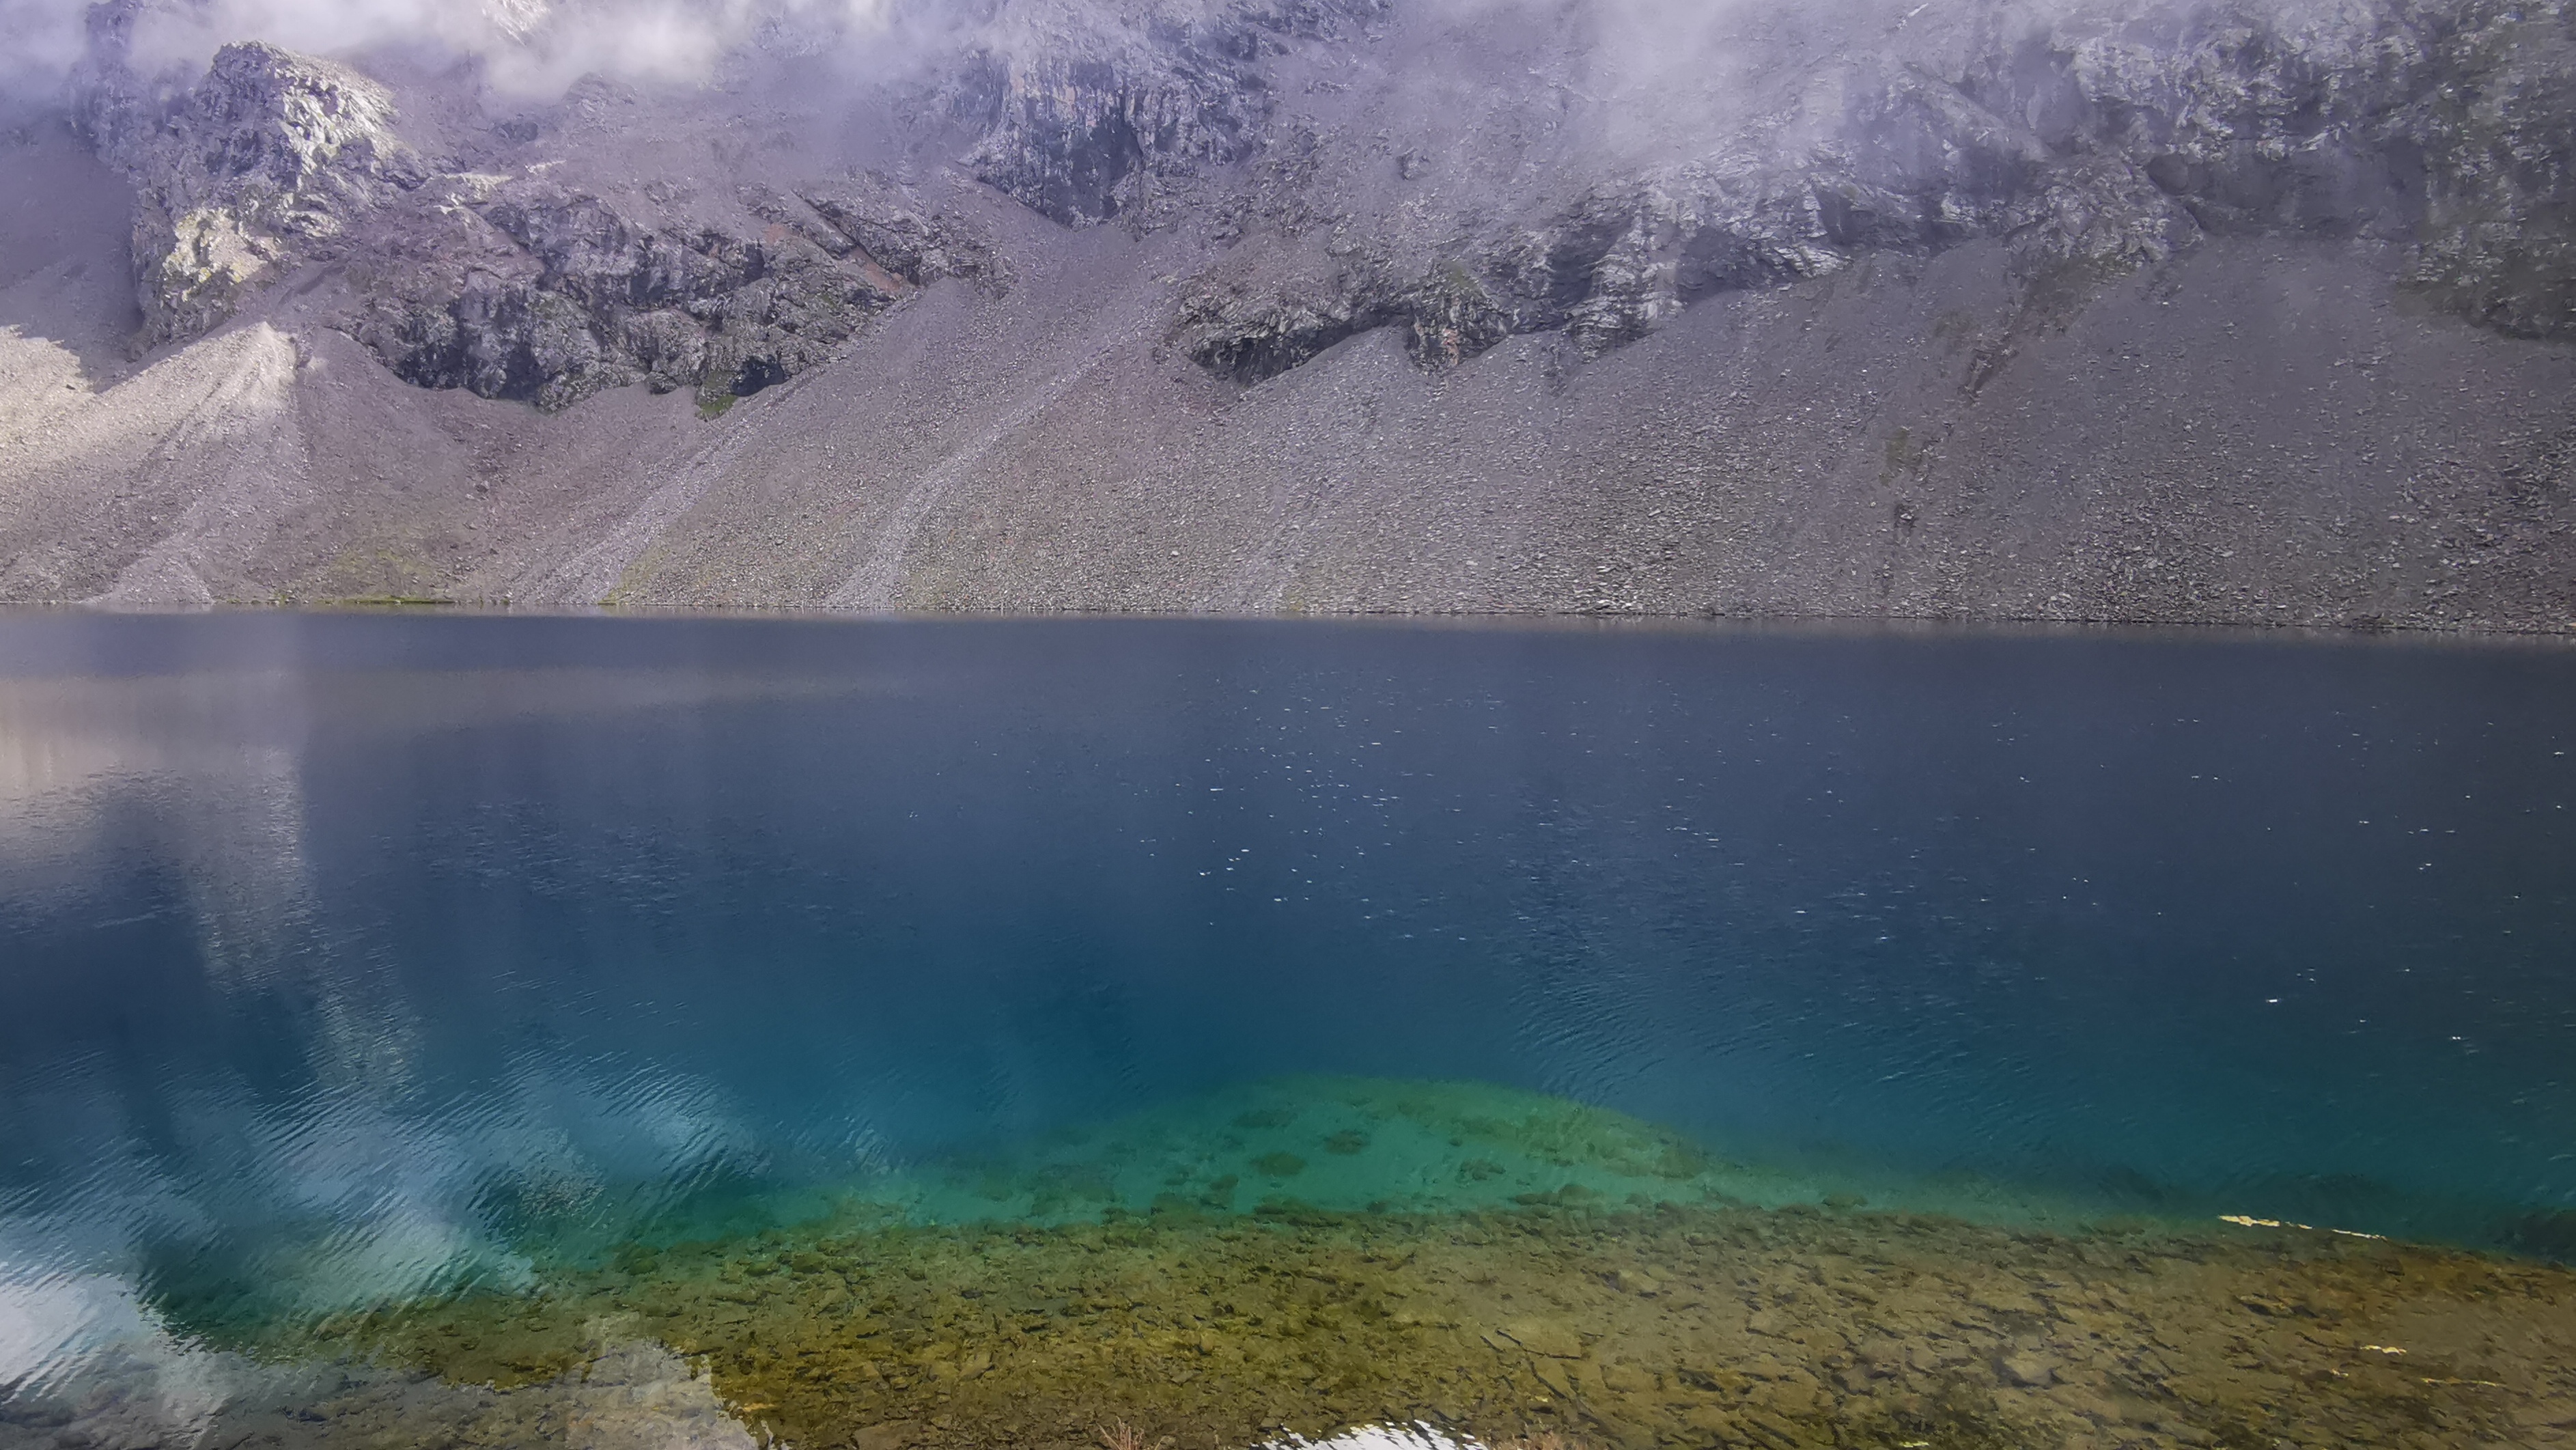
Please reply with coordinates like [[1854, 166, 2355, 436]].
[[0, 0, 2570, 625]]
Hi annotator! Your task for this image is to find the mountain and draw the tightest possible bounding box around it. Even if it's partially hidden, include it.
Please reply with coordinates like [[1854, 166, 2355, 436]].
[[0, 0, 2569, 626]]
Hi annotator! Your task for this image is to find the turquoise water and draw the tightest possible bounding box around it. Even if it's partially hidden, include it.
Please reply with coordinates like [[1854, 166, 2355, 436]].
[[1, 614, 2573, 1447]]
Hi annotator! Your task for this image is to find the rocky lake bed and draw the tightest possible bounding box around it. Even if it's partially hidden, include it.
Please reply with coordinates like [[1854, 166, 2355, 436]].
[[16, 1080, 2576, 1450]]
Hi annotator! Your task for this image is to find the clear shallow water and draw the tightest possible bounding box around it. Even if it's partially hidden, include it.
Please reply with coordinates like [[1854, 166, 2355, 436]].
[[3, 613, 2574, 1449]]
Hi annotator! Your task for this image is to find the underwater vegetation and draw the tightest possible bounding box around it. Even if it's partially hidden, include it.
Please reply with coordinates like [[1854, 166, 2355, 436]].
[[104, 1080, 2576, 1450], [225, 1198, 2576, 1450]]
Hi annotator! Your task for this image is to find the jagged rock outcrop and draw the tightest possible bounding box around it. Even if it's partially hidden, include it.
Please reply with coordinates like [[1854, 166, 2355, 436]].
[[1172, 57, 2196, 379], [72, 1, 1000, 409], [945, 0, 1384, 225], [2394, 0, 2576, 337], [1179, 261, 1511, 380], [1181, 0, 2573, 382], [797, 181, 997, 285], [81, 21, 425, 348], [42, 0, 2576, 412], [348, 172, 995, 412], [953, 49, 1257, 225], [69, 0, 2565, 406]]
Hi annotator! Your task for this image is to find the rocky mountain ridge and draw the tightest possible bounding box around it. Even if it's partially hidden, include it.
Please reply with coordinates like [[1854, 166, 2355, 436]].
[[68, 0, 2576, 406], [1178, 0, 2576, 382], [0, 0, 2568, 624]]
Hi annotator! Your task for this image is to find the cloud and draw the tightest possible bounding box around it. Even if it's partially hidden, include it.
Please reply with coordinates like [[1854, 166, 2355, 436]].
[[2, 0, 899, 101], [0, 0, 92, 97]]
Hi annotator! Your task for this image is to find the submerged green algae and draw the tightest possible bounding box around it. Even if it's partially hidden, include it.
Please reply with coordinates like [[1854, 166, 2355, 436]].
[[900, 1078, 1733, 1227], [151, 1078, 2576, 1450], [580, 1075, 2117, 1249]]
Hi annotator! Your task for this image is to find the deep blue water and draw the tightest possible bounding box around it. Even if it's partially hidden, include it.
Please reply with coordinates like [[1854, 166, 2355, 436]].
[[2, 613, 2573, 1360]]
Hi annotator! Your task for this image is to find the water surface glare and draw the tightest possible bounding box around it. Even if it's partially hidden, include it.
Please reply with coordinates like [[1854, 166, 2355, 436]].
[[1, 613, 2572, 1450]]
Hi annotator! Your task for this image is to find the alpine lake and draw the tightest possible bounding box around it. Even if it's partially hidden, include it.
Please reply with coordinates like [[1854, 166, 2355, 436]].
[[2, 614, 2572, 1450]]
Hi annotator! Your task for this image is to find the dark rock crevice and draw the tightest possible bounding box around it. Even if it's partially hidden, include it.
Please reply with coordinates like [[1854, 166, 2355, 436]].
[[1178, 260, 1510, 382]]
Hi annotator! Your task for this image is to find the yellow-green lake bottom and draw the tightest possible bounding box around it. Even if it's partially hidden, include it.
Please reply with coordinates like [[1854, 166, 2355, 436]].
[[98, 1079, 2576, 1450]]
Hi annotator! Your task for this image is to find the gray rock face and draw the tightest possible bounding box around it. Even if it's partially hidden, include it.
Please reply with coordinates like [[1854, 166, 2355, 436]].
[[1181, 0, 2573, 381], [81, 15, 424, 347], [948, 0, 1384, 225], [77, 0, 997, 414], [61, 0, 2573, 406], [1179, 260, 1511, 379], [954, 50, 1252, 225], [348, 171, 993, 412], [74, 4, 1003, 412], [1955, 0, 2574, 339], [2398, 0, 2576, 337], [11, 0, 2569, 628]]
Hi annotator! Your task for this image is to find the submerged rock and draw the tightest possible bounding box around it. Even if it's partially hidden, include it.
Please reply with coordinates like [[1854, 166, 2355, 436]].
[[211, 1194, 2576, 1450], [81, 1076, 2576, 1450]]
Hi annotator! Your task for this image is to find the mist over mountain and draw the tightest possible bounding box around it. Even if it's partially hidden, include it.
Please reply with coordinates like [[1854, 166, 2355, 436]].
[[0, 0, 2568, 624]]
